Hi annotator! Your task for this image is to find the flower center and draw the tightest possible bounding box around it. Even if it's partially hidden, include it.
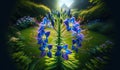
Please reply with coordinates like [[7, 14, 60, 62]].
[[69, 23, 73, 27], [42, 35, 46, 39]]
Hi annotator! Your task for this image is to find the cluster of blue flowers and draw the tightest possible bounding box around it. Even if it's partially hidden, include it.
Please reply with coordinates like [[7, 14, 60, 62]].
[[37, 17, 53, 58], [64, 17, 84, 53], [37, 10, 84, 60], [16, 16, 35, 29]]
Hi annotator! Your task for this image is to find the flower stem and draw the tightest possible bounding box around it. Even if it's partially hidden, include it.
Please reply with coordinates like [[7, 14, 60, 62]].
[[57, 19, 61, 45]]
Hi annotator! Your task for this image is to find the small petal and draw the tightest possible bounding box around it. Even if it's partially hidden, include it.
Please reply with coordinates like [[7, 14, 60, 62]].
[[63, 45, 68, 49], [48, 44, 52, 50], [57, 45, 62, 51], [47, 51, 52, 58], [70, 17, 75, 23], [44, 38, 48, 43], [37, 38, 43, 44], [77, 43, 82, 47], [72, 45, 75, 50], [42, 42, 47, 47], [45, 31, 50, 37], [62, 53, 68, 60], [55, 51, 61, 56], [65, 49, 72, 54], [39, 46, 45, 51], [72, 39, 76, 44], [43, 17, 48, 24], [66, 26, 71, 31], [40, 51, 46, 57], [64, 19, 69, 26]]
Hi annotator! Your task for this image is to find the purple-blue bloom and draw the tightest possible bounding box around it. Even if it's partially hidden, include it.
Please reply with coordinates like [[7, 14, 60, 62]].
[[57, 45, 62, 51], [72, 39, 76, 44], [55, 51, 61, 56], [63, 45, 68, 50], [48, 44, 52, 50], [39, 46, 45, 51], [47, 51, 52, 58], [65, 49, 72, 54], [40, 51, 46, 57], [45, 31, 50, 37], [62, 53, 68, 60]]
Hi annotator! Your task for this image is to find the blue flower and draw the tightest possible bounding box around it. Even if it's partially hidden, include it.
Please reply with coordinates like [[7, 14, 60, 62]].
[[42, 17, 48, 24], [63, 45, 68, 50], [48, 44, 52, 50], [72, 39, 76, 44], [45, 31, 50, 37], [64, 18, 69, 26], [37, 38, 43, 44], [57, 45, 62, 51], [72, 45, 75, 50], [38, 30, 45, 38], [64, 17, 80, 32], [65, 49, 72, 54], [39, 46, 45, 51], [47, 51, 52, 58], [77, 33, 84, 41], [70, 17, 75, 23], [44, 38, 48, 43], [40, 51, 46, 57], [62, 53, 68, 60], [55, 51, 61, 56]]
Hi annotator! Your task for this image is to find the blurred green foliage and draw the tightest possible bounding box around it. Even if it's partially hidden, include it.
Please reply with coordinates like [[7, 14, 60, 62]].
[[74, 0, 109, 22], [87, 22, 115, 37]]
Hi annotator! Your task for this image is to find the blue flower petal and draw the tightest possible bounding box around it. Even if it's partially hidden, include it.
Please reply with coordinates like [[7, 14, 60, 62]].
[[72, 26, 77, 32], [37, 38, 43, 44], [57, 45, 62, 51], [39, 46, 45, 51], [38, 30, 45, 37], [64, 19, 69, 26], [66, 26, 71, 31], [55, 51, 61, 56], [45, 31, 50, 37], [77, 43, 82, 47], [72, 39, 76, 44], [47, 51, 52, 58], [72, 45, 75, 50], [42, 42, 47, 47], [40, 51, 46, 57], [43, 17, 48, 24], [48, 44, 52, 50], [62, 53, 68, 60], [63, 45, 68, 49], [70, 17, 75, 23], [44, 38, 48, 43], [65, 49, 72, 54]]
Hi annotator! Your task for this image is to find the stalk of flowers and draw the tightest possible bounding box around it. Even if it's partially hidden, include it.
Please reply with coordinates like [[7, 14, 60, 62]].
[[64, 17, 84, 53], [37, 10, 84, 60], [37, 24, 52, 57]]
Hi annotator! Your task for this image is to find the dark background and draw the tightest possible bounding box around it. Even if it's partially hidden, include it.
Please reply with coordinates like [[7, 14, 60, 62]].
[[0, 0, 120, 70]]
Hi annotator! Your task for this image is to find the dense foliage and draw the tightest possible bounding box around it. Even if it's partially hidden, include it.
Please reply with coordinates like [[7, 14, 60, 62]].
[[10, 0, 51, 24]]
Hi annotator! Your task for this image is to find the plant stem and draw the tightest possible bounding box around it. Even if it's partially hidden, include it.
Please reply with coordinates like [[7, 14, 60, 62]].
[[57, 19, 61, 45]]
